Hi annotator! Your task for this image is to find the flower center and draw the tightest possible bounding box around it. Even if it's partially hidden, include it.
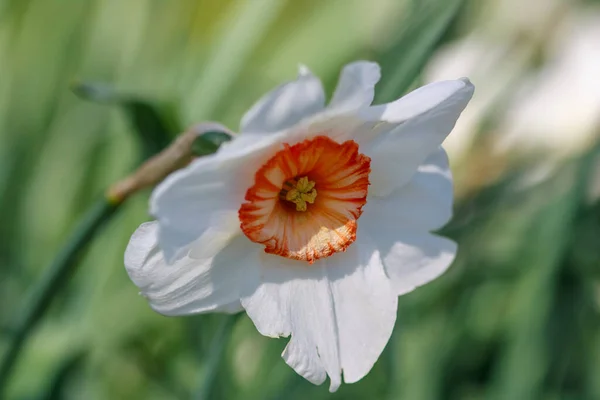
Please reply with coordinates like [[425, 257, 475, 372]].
[[280, 176, 317, 212], [239, 135, 371, 264]]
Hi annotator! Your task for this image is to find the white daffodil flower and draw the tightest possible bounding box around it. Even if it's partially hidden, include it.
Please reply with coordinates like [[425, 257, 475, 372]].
[[124, 61, 473, 392]]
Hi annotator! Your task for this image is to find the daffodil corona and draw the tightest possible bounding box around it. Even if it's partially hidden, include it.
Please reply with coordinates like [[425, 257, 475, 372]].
[[125, 61, 474, 392], [240, 136, 370, 263]]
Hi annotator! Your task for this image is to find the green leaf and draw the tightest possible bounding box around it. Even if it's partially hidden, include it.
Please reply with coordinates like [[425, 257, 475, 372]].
[[71, 80, 178, 158], [123, 101, 174, 157], [194, 314, 241, 400], [0, 199, 120, 393], [191, 131, 233, 157], [489, 148, 598, 400], [375, 0, 466, 103], [38, 351, 86, 400]]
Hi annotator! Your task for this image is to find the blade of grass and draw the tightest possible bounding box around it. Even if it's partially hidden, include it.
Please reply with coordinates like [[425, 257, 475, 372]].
[[38, 351, 86, 400], [489, 146, 598, 400], [0, 82, 178, 394], [375, 0, 466, 103], [184, 0, 287, 122], [71, 81, 178, 158], [0, 198, 120, 392], [195, 313, 241, 400]]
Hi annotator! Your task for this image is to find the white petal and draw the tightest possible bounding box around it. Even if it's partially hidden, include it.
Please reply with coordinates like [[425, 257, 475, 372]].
[[386, 233, 456, 296], [240, 236, 397, 392], [240, 65, 325, 133], [149, 155, 241, 263], [328, 61, 381, 112], [361, 212, 457, 296], [150, 130, 287, 262], [360, 78, 473, 123], [365, 148, 454, 231], [124, 222, 252, 315], [363, 78, 474, 196]]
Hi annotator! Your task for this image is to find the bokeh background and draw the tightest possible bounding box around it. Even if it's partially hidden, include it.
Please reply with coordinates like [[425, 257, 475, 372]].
[[1, 0, 600, 399]]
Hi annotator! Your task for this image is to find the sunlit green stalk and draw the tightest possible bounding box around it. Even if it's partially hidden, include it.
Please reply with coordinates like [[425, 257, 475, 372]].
[[195, 314, 242, 400], [0, 198, 120, 392]]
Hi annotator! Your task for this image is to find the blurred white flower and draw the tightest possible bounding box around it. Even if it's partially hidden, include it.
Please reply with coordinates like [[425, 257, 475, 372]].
[[425, 0, 576, 163], [124, 62, 473, 391], [498, 11, 600, 157]]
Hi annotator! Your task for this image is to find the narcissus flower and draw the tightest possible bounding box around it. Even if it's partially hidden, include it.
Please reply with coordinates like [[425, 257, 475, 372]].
[[125, 62, 473, 391]]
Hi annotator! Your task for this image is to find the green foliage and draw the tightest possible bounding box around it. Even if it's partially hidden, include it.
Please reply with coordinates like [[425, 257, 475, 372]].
[[192, 132, 233, 157], [71, 81, 177, 158], [0, 199, 120, 392], [374, 0, 466, 103]]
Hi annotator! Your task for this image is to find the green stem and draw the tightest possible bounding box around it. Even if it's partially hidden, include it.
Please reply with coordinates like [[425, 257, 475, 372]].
[[0, 198, 120, 392], [195, 314, 241, 400], [385, 326, 401, 400]]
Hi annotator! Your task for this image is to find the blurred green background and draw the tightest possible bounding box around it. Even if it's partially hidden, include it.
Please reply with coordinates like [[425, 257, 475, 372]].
[[1, 0, 600, 399]]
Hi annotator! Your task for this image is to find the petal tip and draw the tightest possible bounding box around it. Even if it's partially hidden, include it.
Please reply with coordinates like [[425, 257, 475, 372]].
[[298, 64, 312, 77], [124, 221, 158, 273], [459, 77, 475, 94], [328, 379, 341, 393], [348, 60, 381, 75]]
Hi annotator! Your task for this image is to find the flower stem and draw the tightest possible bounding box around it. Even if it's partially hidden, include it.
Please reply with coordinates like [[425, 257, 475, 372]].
[[0, 198, 120, 392], [195, 314, 241, 400]]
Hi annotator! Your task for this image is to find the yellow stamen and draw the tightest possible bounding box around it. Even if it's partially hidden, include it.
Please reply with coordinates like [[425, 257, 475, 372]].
[[283, 176, 317, 211]]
